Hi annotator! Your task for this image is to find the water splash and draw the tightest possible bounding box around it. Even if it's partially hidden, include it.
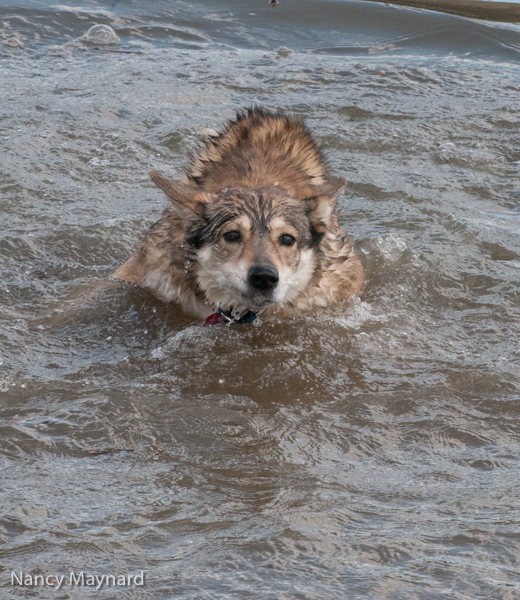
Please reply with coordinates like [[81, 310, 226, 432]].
[[80, 24, 120, 46]]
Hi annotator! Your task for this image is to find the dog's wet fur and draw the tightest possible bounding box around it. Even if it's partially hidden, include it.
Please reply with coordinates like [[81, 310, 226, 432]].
[[114, 108, 363, 318]]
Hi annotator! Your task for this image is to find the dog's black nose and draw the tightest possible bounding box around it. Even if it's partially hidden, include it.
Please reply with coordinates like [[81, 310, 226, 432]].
[[248, 265, 279, 291]]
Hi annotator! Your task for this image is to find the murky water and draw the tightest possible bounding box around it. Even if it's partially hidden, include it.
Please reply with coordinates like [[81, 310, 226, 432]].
[[1, 1, 520, 598]]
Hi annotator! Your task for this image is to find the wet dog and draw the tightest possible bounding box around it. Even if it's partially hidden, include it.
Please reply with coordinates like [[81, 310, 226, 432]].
[[114, 108, 363, 321]]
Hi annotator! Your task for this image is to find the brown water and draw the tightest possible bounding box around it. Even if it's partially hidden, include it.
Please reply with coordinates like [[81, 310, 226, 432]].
[[1, 1, 520, 598]]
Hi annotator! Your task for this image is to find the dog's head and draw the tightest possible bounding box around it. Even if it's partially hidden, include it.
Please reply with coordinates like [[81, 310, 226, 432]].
[[150, 171, 346, 311]]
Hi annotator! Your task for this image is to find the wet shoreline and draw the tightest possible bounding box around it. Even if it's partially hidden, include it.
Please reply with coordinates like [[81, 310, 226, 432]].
[[365, 0, 520, 23]]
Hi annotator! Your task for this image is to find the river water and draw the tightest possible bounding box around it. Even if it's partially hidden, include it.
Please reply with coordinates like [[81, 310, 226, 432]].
[[1, 1, 520, 598]]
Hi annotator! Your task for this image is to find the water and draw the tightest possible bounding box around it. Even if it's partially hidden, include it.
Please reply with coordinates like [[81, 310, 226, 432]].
[[1, 1, 520, 598]]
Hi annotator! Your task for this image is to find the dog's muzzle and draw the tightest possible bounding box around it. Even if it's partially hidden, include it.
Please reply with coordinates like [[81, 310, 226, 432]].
[[248, 265, 279, 292]]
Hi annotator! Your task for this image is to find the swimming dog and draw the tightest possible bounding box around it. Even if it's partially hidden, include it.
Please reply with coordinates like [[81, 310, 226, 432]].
[[114, 108, 363, 322]]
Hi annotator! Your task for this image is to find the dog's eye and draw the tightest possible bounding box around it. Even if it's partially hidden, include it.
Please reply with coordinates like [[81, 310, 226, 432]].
[[279, 234, 296, 247], [223, 231, 242, 243]]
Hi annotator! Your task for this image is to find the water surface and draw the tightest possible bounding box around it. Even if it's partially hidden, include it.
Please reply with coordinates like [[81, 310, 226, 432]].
[[1, 1, 520, 598]]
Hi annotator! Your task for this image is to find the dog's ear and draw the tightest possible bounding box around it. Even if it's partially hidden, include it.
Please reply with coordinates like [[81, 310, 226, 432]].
[[301, 177, 347, 235], [150, 170, 214, 218]]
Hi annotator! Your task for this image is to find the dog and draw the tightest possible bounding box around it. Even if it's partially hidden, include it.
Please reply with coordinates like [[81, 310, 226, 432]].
[[114, 108, 363, 323]]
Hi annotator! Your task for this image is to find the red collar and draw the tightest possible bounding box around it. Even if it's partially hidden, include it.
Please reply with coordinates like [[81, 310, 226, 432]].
[[203, 307, 258, 326]]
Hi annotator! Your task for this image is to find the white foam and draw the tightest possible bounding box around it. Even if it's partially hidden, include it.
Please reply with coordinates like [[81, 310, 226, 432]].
[[327, 296, 388, 331]]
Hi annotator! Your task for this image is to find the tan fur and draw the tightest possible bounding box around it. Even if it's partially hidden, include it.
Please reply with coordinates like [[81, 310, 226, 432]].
[[114, 108, 363, 319], [185, 110, 328, 191]]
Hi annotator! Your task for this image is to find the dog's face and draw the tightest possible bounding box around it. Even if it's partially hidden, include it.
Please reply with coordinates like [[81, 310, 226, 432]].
[[192, 188, 320, 311], [150, 172, 346, 311]]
